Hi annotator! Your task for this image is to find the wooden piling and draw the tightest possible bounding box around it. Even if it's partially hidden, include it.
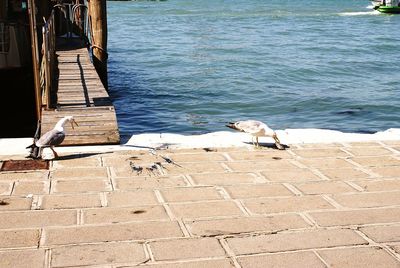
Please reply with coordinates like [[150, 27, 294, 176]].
[[88, 0, 108, 89], [27, 0, 42, 120]]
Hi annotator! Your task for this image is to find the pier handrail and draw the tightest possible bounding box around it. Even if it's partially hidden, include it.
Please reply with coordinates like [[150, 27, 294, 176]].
[[52, 2, 89, 42], [40, 3, 90, 110], [72, 4, 89, 40], [53, 4, 71, 39], [41, 10, 56, 109]]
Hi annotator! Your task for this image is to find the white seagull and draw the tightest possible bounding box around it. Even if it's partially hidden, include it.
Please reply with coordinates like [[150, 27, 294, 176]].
[[27, 116, 78, 159], [226, 120, 284, 149]]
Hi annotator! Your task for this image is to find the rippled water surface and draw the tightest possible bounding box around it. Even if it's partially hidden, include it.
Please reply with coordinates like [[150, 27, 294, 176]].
[[107, 0, 400, 138]]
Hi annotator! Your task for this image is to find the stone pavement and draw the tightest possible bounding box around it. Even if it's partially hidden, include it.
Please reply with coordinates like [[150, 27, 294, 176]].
[[1, 141, 400, 267]]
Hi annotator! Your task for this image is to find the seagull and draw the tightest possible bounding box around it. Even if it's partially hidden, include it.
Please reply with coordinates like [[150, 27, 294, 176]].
[[226, 120, 284, 149], [26, 116, 78, 159]]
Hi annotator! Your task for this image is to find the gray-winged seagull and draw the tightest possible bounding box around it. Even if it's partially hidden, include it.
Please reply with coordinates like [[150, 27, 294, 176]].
[[27, 116, 78, 159], [226, 120, 284, 149]]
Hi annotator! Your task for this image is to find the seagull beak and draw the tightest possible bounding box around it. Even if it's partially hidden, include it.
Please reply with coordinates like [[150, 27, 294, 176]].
[[70, 119, 78, 130]]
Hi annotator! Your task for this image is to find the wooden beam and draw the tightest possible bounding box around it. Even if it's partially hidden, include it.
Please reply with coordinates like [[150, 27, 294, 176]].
[[27, 0, 42, 120], [88, 0, 108, 89]]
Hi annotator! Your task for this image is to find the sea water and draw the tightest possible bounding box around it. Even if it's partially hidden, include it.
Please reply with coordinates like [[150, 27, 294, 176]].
[[107, 0, 400, 140]]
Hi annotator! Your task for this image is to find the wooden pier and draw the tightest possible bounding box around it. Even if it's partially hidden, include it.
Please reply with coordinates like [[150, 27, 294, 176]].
[[40, 45, 120, 146], [32, 0, 119, 146]]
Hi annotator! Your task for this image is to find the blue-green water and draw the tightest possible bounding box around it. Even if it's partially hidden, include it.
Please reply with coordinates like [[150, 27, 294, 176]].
[[107, 0, 400, 139]]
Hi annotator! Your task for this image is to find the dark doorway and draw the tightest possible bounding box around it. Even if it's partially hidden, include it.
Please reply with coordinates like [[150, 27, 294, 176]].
[[0, 0, 37, 138], [0, 67, 36, 137]]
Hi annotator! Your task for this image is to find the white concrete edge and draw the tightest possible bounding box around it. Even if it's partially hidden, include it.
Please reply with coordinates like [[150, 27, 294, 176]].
[[1, 128, 400, 156]]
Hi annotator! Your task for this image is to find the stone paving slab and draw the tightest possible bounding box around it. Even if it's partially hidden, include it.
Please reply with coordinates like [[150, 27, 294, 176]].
[[150, 238, 226, 261], [237, 251, 326, 268], [12, 181, 49, 195], [226, 229, 368, 255], [0, 141, 400, 267], [50, 242, 146, 267], [317, 247, 400, 268], [185, 214, 310, 237], [0, 249, 45, 268]]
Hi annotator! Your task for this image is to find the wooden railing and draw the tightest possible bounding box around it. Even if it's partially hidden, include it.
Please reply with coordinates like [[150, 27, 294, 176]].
[[27, 0, 41, 119], [41, 10, 56, 109], [40, 3, 89, 109]]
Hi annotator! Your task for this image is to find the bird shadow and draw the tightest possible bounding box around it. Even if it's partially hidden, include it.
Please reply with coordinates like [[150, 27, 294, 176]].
[[54, 143, 179, 161], [56, 152, 112, 161], [243, 142, 290, 150]]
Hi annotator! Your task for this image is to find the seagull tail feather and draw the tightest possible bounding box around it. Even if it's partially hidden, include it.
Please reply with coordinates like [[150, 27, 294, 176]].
[[26, 143, 36, 149], [26, 143, 41, 159]]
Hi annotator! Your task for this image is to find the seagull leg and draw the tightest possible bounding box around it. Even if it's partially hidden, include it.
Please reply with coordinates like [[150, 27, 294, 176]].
[[38, 147, 43, 159], [50, 147, 59, 158], [256, 136, 260, 148]]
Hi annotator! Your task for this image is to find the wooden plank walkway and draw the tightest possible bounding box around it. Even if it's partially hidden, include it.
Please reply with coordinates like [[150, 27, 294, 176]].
[[41, 47, 120, 146]]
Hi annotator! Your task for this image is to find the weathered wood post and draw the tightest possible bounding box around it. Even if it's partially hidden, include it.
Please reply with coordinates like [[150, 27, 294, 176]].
[[27, 0, 42, 119], [88, 0, 108, 89]]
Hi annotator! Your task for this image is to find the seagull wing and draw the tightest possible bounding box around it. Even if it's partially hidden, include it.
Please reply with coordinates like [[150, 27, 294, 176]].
[[36, 130, 66, 147], [235, 120, 265, 134]]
